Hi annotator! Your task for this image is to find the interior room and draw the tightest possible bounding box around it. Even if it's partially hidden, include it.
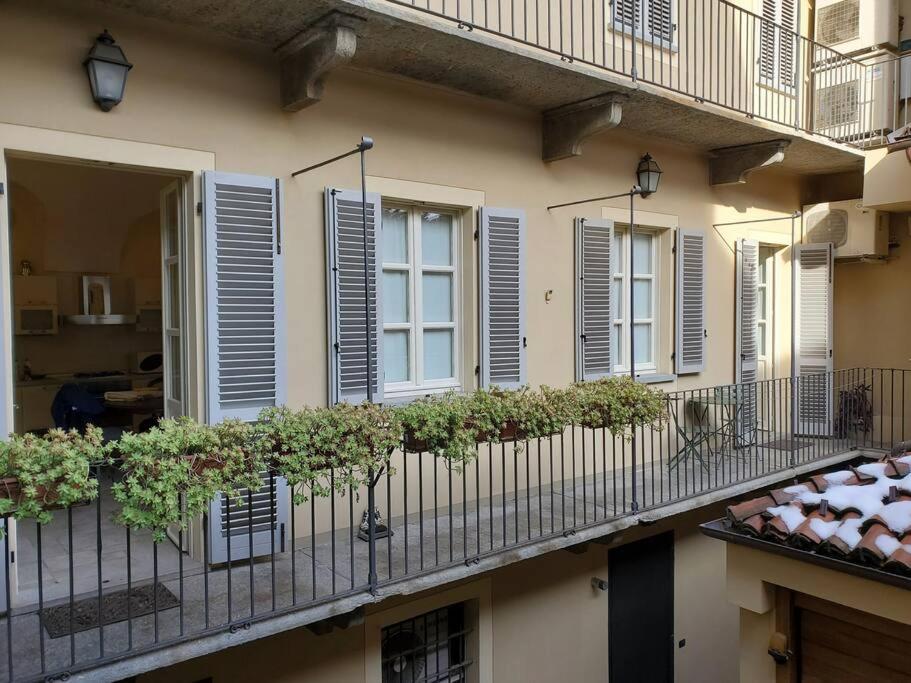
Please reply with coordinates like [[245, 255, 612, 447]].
[[5, 155, 192, 604]]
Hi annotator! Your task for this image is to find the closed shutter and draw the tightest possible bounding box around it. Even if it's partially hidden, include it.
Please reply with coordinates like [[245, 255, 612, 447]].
[[647, 0, 674, 44], [203, 170, 289, 564], [759, 0, 797, 89], [795, 243, 833, 436], [480, 207, 526, 389], [575, 218, 615, 381], [779, 0, 797, 89], [326, 188, 383, 404], [675, 229, 706, 375], [735, 239, 759, 447], [203, 171, 286, 423], [614, 0, 639, 30]]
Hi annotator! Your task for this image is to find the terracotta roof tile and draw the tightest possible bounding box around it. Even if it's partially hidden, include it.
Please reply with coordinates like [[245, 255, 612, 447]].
[[724, 456, 911, 580]]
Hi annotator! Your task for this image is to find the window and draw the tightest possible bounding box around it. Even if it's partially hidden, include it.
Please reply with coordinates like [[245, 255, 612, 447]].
[[613, 0, 675, 46], [382, 604, 469, 683], [612, 227, 658, 374], [382, 205, 460, 397], [757, 246, 775, 381]]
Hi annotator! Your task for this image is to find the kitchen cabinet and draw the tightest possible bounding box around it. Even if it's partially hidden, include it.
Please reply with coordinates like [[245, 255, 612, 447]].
[[134, 277, 162, 333], [15, 384, 58, 433], [14, 276, 57, 306]]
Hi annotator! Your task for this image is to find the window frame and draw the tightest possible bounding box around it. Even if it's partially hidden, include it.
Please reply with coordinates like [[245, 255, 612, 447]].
[[381, 202, 462, 399], [612, 226, 659, 375]]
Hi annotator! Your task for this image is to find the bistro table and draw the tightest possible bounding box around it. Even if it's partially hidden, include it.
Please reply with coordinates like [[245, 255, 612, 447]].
[[668, 387, 752, 472]]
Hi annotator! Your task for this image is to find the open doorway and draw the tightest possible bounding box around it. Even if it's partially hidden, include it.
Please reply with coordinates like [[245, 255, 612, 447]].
[[5, 154, 191, 603]]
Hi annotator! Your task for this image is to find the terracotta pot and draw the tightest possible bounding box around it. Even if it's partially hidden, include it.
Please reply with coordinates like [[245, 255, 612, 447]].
[[0, 477, 20, 501], [183, 454, 227, 476], [476, 420, 526, 443]]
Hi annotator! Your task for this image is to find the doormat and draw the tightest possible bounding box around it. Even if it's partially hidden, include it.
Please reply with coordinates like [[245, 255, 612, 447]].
[[761, 439, 812, 451], [41, 582, 179, 638]]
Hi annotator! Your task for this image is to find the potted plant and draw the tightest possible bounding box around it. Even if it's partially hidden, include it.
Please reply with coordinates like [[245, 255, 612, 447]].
[[0, 426, 109, 528], [264, 402, 400, 505], [516, 385, 580, 440], [467, 387, 528, 443], [574, 376, 666, 434], [397, 392, 476, 465], [112, 417, 265, 541]]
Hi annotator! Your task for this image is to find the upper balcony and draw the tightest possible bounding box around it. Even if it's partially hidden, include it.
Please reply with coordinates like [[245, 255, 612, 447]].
[[95, 0, 911, 176]]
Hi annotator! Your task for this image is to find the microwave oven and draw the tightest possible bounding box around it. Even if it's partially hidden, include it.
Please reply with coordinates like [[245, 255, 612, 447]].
[[15, 305, 58, 335], [135, 351, 164, 374]]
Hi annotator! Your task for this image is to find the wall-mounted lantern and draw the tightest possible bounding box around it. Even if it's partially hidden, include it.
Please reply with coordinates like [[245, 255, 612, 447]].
[[636, 153, 663, 197], [84, 30, 132, 112]]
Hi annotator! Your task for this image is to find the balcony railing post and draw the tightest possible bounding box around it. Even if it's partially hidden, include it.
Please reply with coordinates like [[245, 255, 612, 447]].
[[367, 467, 378, 594], [630, 0, 638, 82]]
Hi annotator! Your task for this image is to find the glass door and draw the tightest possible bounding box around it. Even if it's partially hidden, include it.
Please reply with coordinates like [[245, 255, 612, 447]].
[[161, 180, 186, 419]]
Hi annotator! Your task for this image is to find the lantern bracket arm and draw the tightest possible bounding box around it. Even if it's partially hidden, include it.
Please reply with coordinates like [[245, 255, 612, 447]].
[[278, 12, 365, 112], [708, 139, 790, 186], [542, 93, 627, 163]]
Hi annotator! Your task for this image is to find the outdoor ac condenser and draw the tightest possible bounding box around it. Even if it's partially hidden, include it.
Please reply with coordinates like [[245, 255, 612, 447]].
[[813, 49, 898, 142], [815, 0, 899, 55], [802, 199, 889, 259]]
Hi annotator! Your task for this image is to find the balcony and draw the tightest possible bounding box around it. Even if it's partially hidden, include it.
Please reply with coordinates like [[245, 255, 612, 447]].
[[0, 368, 901, 681], [90, 0, 904, 175]]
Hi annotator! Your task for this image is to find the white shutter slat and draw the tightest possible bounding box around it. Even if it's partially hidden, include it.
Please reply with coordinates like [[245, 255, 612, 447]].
[[204, 171, 285, 423], [575, 218, 615, 381], [326, 188, 383, 404], [203, 171, 289, 566], [796, 243, 834, 436], [480, 207, 526, 389], [675, 229, 706, 375]]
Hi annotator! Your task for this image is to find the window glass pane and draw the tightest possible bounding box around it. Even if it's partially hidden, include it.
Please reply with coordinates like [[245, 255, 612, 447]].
[[632, 279, 652, 319], [383, 271, 409, 323], [422, 213, 453, 266], [166, 191, 179, 258], [633, 323, 652, 365], [422, 273, 453, 323], [169, 335, 182, 401], [758, 321, 767, 356], [382, 208, 409, 263], [758, 286, 767, 317], [424, 329, 454, 380], [613, 233, 623, 273], [613, 323, 622, 368], [384, 330, 410, 383], [632, 232, 652, 274], [612, 277, 623, 320], [168, 263, 180, 329]]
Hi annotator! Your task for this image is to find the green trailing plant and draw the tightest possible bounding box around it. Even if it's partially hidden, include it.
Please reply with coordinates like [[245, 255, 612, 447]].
[[466, 387, 527, 443], [397, 392, 476, 464], [112, 417, 266, 542], [261, 402, 400, 505], [516, 385, 581, 440], [0, 427, 109, 529], [573, 376, 666, 434]]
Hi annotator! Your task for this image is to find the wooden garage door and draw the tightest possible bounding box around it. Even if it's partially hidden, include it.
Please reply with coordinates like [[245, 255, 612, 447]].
[[797, 593, 911, 682]]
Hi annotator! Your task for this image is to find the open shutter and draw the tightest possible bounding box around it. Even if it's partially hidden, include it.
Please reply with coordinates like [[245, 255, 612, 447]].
[[575, 218, 615, 381], [675, 229, 706, 375], [326, 188, 383, 404], [203, 171, 289, 564], [480, 207, 526, 389], [795, 243, 834, 436], [735, 239, 760, 447]]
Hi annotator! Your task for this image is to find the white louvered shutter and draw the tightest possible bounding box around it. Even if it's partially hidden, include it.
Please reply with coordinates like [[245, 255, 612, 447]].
[[614, 0, 640, 31], [735, 239, 760, 447], [480, 207, 526, 389], [675, 229, 706, 375], [795, 243, 834, 436], [203, 171, 286, 422], [575, 218, 615, 381], [326, 188, 383, 404], [759, 0, 797, 89], [647, 0, 674, 44], [203, 171, 289, 565]]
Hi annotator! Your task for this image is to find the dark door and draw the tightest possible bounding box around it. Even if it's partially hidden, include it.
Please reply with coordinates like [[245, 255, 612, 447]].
[[608, 531, 674, 683]]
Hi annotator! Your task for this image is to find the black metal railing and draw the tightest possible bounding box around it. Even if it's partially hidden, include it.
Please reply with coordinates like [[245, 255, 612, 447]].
[[377, 0, 907, 147], [0, 368, 904, 681]]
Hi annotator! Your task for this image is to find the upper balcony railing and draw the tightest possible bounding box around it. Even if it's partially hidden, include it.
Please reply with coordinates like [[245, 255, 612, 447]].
[[381, 0, 909, 148], [0, 368, 902, 682]]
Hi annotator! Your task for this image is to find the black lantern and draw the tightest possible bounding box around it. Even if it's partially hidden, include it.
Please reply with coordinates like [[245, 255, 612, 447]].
[[636, 153, 662, 197], [84, 30, 132, 112]]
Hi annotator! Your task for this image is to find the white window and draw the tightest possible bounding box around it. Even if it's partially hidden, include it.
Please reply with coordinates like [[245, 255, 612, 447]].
[[382, 205, 460, 397], [612, 227, 658, 374], [757, 246, 775, 380]]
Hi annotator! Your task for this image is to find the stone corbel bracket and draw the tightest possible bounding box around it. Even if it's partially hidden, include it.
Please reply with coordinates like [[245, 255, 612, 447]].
[[708, 139, 791, 186], [542, 93, 627, 162], [279, 12, 364, 112]]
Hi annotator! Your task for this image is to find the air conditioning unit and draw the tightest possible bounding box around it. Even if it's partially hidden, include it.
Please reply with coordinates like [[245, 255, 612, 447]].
[[815, 0, 898, 55], [802, 200, 889, 259], [813, 49, 897, 142]]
